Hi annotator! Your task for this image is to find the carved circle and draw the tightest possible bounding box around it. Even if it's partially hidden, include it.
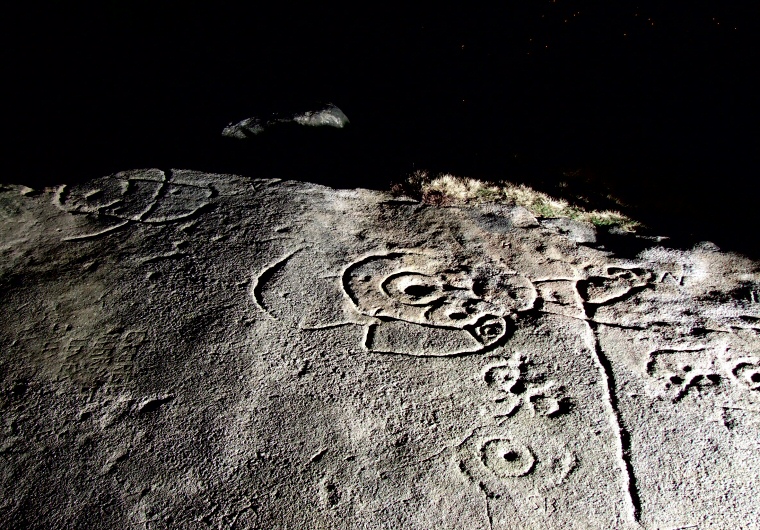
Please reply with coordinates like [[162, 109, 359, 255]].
[[381, 272, 444, 306], [471, 315, 507, 345], [480, 439, 535, 479], [732, 360, 760, 391]]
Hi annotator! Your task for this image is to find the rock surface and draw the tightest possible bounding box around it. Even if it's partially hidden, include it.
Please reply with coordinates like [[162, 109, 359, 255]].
[[1, 170, 759, 529], [222, 104, 350, 139]]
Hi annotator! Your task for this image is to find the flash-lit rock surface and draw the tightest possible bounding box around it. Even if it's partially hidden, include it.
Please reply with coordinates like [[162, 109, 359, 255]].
[[1, 170, 759, 529]]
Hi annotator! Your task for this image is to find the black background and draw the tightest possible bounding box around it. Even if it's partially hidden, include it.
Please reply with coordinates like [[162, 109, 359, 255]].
[[2, 2, 758, 255]]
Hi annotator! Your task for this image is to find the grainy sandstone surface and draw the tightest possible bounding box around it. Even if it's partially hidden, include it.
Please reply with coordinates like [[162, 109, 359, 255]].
[[1, 170, 759, 529]]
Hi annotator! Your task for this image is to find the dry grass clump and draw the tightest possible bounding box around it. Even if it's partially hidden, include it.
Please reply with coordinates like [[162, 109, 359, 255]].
[[391, 170, 640, 232]]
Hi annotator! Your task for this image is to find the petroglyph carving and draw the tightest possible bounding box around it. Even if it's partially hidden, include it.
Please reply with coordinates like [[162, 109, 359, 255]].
[[729, 358, 760, 391], [250, 247, 355, 329], [480, 439, 535, 478], [456, 426, 575, 498], [526, 383, 568, 418], [344, 252, 533, 326], [646, 349, 721, 402], [483, 353, 570, 420], [364, 317, 504, 356], [631, 332, 760, 403], [55, 170, 213, 240], [535, 280, 585, 319], [716, 346, 760, 395], [250, 248, 537, 356], [343, 251, 536, 355], [579, 266, 653, 305]]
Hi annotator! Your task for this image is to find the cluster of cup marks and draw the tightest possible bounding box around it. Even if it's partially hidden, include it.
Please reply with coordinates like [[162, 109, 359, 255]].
[[474, 354, 571, 479], [379, 268, 507, 341], [649, 349, 760, 402]]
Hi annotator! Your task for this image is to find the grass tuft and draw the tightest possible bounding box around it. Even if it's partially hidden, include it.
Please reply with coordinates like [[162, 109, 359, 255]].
[[391, 170, 640, 232]]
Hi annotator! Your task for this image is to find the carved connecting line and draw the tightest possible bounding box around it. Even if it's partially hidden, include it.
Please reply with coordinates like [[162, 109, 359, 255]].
[[584, 320, 642, 524], [55, 169, 215, 241], [577, 266, 655, 319]]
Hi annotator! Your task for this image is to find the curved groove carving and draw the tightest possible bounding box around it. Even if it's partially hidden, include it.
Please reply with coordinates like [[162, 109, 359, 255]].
[[341, 251, 528, 355], [54, 170, 214, 240]]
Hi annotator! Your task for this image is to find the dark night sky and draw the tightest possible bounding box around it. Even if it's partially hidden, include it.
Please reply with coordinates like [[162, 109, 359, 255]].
[[2, 2, 758, 253]]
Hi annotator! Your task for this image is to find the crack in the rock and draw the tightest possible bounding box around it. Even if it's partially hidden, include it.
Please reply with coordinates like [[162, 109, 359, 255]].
[[572, 273, 645, 522]]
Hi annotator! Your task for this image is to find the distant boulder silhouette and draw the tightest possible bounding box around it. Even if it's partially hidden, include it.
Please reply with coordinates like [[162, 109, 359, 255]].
[[222, 103, 350, 139]]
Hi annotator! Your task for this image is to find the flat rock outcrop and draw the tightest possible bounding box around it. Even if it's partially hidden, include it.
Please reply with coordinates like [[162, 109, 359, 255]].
[[1, 170, 759, 529]]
